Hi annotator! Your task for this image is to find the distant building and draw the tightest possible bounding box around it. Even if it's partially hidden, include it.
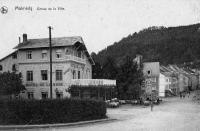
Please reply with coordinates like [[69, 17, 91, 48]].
[[0, 34, 116, 100], [168, 65, 189, 92], [142, 62, 160, 98]]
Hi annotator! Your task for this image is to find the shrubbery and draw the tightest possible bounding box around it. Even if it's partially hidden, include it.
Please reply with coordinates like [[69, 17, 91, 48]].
[[0, 98, 106, 125]]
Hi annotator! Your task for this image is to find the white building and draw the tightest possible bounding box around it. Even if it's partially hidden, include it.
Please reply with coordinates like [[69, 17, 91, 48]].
[[0, 34, 116, 100]]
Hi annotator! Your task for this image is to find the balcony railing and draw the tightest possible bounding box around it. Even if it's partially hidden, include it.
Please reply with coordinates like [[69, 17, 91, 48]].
[[70, 79, 116, 86], [65, 55, 86, 64], [19, 55, 86, 64]]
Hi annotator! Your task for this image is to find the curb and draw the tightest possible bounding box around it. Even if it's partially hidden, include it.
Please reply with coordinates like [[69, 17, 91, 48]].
[[0, 118, 117, 130]]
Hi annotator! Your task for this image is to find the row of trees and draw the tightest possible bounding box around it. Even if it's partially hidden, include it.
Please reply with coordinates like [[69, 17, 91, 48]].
[[92, 54, 144, 100], [93, 23, 200, 68]]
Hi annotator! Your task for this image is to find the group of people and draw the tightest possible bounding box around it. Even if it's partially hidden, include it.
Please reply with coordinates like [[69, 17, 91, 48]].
[[180, 90, 190, 98]]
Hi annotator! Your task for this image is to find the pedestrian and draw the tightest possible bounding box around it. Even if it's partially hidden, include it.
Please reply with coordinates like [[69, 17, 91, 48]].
[[180, 92, 182, 99], [188, 90, 190, 98], [183, 92, 185, 98]]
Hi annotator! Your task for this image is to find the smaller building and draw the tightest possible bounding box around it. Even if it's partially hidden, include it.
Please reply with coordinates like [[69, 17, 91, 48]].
[[142, 62, 160, 99]]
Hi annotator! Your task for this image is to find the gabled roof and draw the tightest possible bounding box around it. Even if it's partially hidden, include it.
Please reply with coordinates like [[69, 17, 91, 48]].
[[14, 36, 84, 49], [160, 65, 173, 73], [0, 50, 17, 62]]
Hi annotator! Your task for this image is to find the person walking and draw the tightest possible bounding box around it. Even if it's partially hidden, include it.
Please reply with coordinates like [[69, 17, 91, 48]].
[[180, 92, 182, 99], [188, 90, 190, 98], [183, 92, 185, 98]]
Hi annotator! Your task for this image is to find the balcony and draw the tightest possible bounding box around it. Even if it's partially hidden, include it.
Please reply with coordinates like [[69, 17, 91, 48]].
[[70, 79, 116, 87], [19, 55, 86, 64], [65, 55, 86, 64]]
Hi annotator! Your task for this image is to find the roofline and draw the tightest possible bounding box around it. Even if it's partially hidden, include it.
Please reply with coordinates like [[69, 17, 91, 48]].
[[0, 50, 17, 62]]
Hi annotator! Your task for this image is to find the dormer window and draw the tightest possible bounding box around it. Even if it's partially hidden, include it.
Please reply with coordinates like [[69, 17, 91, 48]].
[[56, 50, 62, 59], [26, 51, 32, 59]]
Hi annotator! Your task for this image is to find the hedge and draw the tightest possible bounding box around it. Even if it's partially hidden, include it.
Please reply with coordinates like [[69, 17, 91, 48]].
[[0, 98, 106, 125]]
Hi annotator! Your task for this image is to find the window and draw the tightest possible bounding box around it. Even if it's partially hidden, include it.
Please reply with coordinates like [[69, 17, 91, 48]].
[[78, 51, 81, 58], [65, 48, 71, 55], [56, 92, 63, 99], [41, 92, 48, 99], [42, 50, 47, 59], [26, 51, 32, 59], [41, 70, 48, 80], [27, 71, 33, 81], [12, 53, 17, 59], [12, 64, 16, 72], [72, 70, 76, 79], [147, 70, 151, 75], [28, 92, 34, 99], [56, 70, 63, 81], [56, 50, 62, 58], [0, 65, 2, 71], [78, 71, 81, 79]]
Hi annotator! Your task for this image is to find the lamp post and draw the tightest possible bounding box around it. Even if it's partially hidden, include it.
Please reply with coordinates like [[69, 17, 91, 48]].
[[48, 26, 53, 99]]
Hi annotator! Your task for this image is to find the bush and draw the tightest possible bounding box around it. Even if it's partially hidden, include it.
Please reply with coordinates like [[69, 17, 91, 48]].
[[0, 98, 106, 125]]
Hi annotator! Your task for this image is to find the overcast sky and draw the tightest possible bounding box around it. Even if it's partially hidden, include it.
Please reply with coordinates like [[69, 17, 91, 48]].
[[0, 0, 200, 59]]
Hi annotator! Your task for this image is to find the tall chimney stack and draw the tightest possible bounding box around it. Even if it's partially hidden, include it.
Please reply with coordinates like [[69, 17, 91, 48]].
[[23, 34, 27, 43]]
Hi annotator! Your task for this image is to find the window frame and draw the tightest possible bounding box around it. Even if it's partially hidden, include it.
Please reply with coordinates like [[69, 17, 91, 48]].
[[0, 65, 3, 71], [41, 50, 47, 59], [41, 70, 48, 81], [78, 70, 81, 79], [26, 51, 32, 59], [56, 92, 63, 99], [26, 70, 33, 81], [56, 70, 63, 81], [41, 92, 48, 99], [28, 92, 34, 99], [72, 70, 76, 79], [56, 50, 62, 59]]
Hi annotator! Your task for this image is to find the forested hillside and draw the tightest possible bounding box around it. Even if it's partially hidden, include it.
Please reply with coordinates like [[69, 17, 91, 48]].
[[92, 23, 200, 68]]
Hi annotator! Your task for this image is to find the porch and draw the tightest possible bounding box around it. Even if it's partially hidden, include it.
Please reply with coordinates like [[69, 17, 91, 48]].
[[69, 79, 116, 100]]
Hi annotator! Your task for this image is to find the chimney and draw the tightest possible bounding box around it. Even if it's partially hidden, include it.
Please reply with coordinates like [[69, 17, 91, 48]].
[[23, 33, 27, 43], [18, 37, 21, 44]]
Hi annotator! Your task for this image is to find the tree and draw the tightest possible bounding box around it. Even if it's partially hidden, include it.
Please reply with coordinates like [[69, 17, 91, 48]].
[[102, 57, 118, 79], [117, 56, 144, 99], [0, 72, 25, 98], [92, 62, 103, 79], [91, 52, 103, 79]]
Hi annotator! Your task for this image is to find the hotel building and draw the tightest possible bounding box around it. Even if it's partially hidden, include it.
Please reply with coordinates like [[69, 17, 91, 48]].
[[0, 34, 116, 100]]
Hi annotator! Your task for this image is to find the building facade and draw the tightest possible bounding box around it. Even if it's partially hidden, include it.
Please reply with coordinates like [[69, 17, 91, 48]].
[[142, 62, 160, 99], [0, 34, 116, 99]]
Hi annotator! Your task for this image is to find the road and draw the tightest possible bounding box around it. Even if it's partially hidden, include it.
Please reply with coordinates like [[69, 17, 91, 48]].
[[27, 92, 200, 131]]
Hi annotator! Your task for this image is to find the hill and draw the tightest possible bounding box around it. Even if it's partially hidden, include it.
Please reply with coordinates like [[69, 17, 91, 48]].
[[92, 23, 200, 68]]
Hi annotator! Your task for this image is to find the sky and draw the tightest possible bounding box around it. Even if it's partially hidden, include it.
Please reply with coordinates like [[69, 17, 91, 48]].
[[0, 0, 200, 59]]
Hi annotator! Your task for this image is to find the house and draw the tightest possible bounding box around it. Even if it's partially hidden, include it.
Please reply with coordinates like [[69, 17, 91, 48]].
[[182, 68, 198, 90], [168, 65, 189, 92], [0, 34, 116, 100], [142, 62, 160, 98]]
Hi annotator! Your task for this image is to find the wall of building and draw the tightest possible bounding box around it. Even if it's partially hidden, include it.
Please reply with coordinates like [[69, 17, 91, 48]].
[[0, 52, 18, 73], [0, 45, 93, 99], [159, 73, 167, 97]]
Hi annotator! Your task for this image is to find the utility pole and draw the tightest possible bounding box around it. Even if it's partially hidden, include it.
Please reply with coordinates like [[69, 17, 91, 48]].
[[48, 26, 53, 99]]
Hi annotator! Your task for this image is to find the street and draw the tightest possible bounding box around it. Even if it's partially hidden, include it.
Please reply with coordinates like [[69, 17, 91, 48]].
[[26, 92, 200, 131]]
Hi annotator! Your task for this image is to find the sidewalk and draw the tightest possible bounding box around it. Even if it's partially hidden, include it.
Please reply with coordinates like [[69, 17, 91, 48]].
[[0, 118, 116, 130]]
